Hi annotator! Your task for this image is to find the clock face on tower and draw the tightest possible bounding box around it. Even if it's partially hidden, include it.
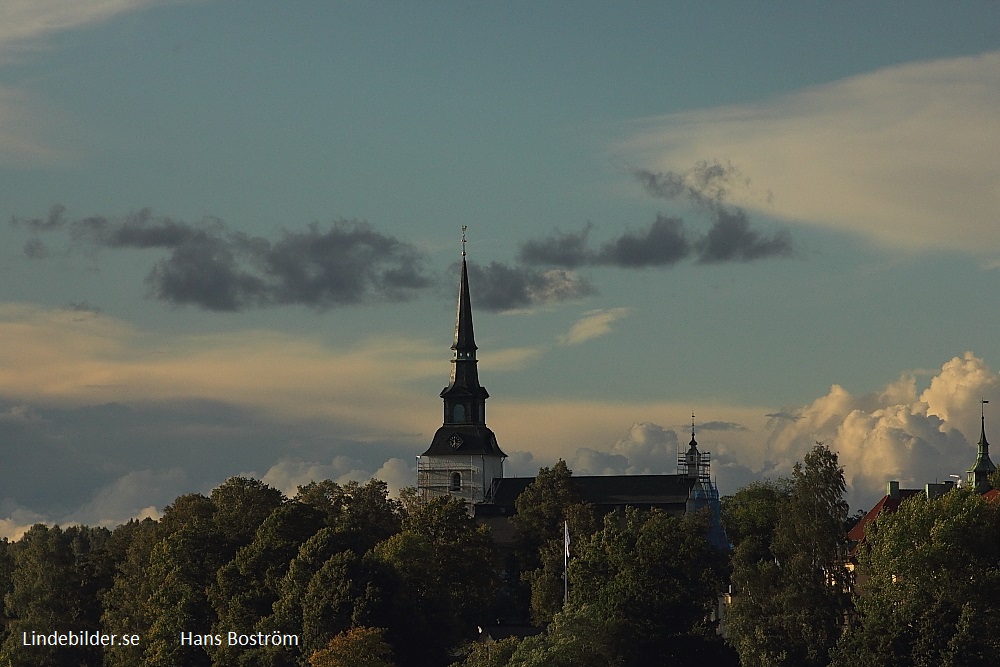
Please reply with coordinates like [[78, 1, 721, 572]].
[[448, 434, 463, 450]]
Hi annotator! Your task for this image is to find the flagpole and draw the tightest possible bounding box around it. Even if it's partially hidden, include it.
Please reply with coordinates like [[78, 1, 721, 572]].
[[563, 520, 569, 605]]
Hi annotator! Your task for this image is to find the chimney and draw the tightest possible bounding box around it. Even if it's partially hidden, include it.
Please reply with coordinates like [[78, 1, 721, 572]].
[[887, 480, 899, 499]]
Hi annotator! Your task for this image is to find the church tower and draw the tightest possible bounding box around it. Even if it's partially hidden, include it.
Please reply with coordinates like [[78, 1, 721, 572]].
[[967, 400, 997, 494], [417, 229, 506, 505]]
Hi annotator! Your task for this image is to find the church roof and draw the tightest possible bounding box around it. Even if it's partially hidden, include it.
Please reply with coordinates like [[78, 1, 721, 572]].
[[484, 474, 696, 513], [422, 424, 506, 457], [967, 412, 997, 475]]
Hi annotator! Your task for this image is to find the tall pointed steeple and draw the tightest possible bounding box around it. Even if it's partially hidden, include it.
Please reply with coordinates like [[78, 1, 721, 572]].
[[446, 228, 484, 401], [419, 229, 506, 505], [967, 399, 997, 493]]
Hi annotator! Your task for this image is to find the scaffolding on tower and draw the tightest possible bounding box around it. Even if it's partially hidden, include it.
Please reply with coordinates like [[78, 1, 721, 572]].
[[416, 456, 486, 504]]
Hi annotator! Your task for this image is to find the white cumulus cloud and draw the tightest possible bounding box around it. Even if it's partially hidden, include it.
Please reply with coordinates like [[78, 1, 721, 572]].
[[763, 352, 997, 510]]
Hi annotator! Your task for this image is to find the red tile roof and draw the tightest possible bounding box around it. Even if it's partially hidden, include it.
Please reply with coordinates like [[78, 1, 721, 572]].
[[847, 489, 921, 545]]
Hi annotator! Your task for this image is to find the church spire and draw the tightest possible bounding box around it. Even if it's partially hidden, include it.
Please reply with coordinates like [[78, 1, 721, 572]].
[[419, 229, 505, 505], [453, 226, 478, 362], [968, 399, 997, 493]]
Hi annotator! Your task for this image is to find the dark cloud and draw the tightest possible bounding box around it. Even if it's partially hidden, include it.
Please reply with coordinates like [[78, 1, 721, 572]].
[[264, 223, 430, 306], [465, 261, 596, 312], [518, 216, 690, 269], [696, 208, 792, 263], [518, 223, 594, 268], [10, 204, 67, 232], [632, 161, 793, 263], [595, 215, 690, 267], [633, 160, 743, 206], [23, 237, 48, 259], [517, 161, 791, 271], [765, 412, 802, 427], [13, 209, 433, 312]]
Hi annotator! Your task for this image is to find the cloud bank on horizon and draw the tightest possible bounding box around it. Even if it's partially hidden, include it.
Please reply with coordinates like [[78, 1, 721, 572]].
[[0, 299, 994, 537]]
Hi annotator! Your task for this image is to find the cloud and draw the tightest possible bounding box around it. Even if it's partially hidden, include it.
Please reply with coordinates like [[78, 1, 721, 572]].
[[631, 163, 792, 263], [762, 352, 998, 511], [695, 208, 792, 263], [558, 308, 632, 346], [0, 1, 159, 47], [519, 224, 594, 268], [632, 160, 749, 207], [617, 52, 1000, 256], [15, 208, 597, 313], [14, 210, 434, 311], [465, 261, 596, 312], [516, 217, 691, 269], [510, 352, 1000, 514], [518, 161, 791, 269], [61, 468, 186, 528], [570, 422, 680, 476], [699, 420, 750, 432], [595, 215, 692, 267], [0, 1, 169, 165]]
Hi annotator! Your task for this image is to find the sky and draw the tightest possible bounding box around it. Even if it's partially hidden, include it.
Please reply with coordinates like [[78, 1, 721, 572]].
[[1, 1, 1000, 537]]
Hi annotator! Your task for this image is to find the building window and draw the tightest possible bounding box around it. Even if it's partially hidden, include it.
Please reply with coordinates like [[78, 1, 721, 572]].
[[450, 471, 462, 492], [453, 404, 466, 423]]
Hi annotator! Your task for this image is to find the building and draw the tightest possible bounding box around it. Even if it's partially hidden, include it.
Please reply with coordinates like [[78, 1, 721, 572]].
[[416, 233, 507, 506], [417, 234, 727, 549], [967, 401, 997, 494], [846, 402, 1000, 590]]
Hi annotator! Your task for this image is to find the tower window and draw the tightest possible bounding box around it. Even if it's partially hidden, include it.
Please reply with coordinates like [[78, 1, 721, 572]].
[[453, 404, 466, 422], [450, 471, 462, 492]]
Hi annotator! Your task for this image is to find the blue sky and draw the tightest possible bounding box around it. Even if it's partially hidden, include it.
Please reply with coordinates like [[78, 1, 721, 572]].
[[1, 1, 1000, 535]]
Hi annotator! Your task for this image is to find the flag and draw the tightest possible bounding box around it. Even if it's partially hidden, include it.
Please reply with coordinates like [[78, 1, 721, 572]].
[[564, 521, 570, 558]]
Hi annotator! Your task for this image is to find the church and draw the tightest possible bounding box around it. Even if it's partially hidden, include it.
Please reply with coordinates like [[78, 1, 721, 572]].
[[416, 234, 727, 548]]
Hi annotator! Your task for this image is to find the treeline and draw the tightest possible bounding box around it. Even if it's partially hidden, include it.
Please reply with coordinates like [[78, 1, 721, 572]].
[[724, 445, 1000, 667], [0, 478, 497, 667], [0, 466, 735, 667], [2, 447, 999, 666]]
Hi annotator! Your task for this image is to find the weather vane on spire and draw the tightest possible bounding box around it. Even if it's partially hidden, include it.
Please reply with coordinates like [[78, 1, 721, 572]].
[[461, 225, 468, 257], [984, 398, 990, 419], [691, 413, 696, 437]]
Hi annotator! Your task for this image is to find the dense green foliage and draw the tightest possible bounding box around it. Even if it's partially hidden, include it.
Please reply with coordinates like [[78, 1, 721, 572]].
[[0, 478, 490, 667], [832, 490, 1000, 666], [725, 444, 851, 667], [3, 443, 996, 667]]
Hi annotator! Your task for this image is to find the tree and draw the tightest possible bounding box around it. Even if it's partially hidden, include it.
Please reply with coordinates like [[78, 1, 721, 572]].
[[832, 490, 1000, 666], [508, 461, 598, 624], [141, 522, 228, 667], [101, 518, 161, 667], [449, 637, 520, 667], [296, 479, 403, 554], [309, 627, 396, 667], [506, 508, 734, 667], [726, 443, 850, 667], [511, 461, 578, 573], [210, 501, 326, 666], [211, 476, 285, 553], [0, 524, 113, 667], [721, 478, 792, 560], [371, 495, 498, 666], [299, 551, 392, 658]]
